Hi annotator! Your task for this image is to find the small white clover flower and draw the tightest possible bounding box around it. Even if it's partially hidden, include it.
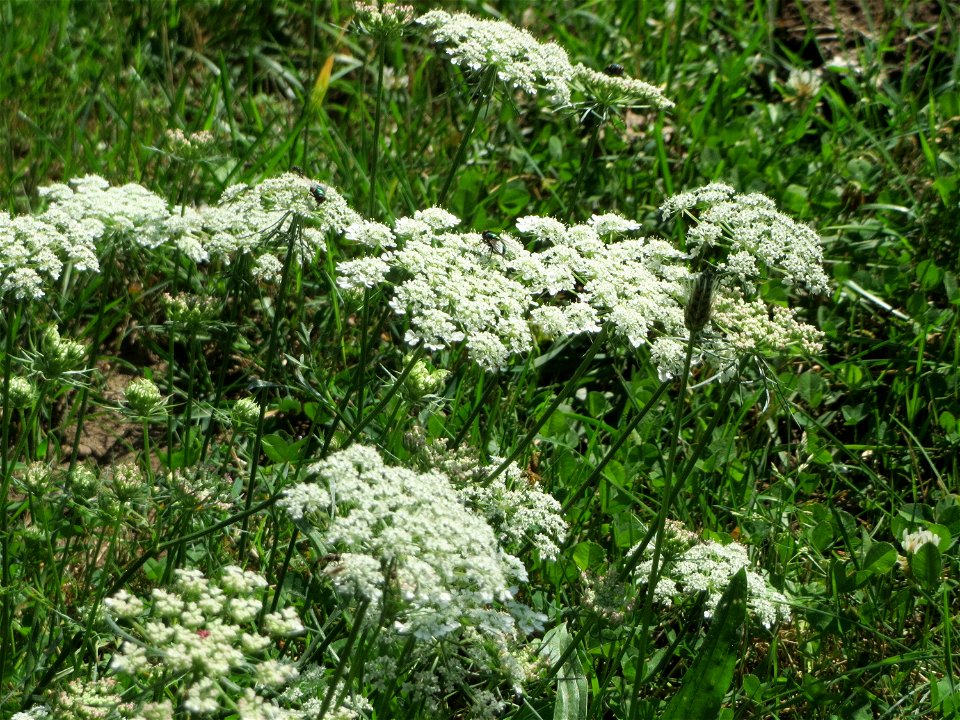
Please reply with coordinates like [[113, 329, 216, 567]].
[[901, 528, 939, 554], [417, 10, 574, 105], [785, 68, 822, 101]]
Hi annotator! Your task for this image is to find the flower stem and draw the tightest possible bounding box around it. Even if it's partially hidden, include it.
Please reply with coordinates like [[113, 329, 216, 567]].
[[437, 65, 497, 207], [368, 41, 386, 217], [238, 214, 301, 560], [0, 304, 23, 687], [627, 331, 697, 719], [482, 324, 610, 486], [568, 121, 602, 220]]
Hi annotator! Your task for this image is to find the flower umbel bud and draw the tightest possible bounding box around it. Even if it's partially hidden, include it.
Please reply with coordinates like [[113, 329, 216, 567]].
[[124, 378, 167, 419], [684, 269, 715, 334]]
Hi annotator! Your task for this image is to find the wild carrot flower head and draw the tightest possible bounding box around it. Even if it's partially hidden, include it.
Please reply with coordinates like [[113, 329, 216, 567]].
[[202, 174, 360, 280], [39, 174, 171, 249], [0, 212, 71, 299], [354, 2, 415, 37], [571, 62, 673, 125], [340, 208, 534, 370], [660, 183, 829, 293], [417, 10, 575, 105], [634, 527, 792, 629], [105, 567, 302, 716], [280, 445, 546, 640]]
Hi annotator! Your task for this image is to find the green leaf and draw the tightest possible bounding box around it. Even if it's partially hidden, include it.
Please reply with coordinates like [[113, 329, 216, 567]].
[[540, 623, 587, 720], [662, 568, 747, 720], [572, 541, 607, 572], [861, 542, 898, 575], [261, 433, 307, 464], [909, 543, 942, 590]]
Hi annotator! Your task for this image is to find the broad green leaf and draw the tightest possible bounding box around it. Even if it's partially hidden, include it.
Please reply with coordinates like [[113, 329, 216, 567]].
[[909, 543, 942, 590], [540, 623, 587, 720], [572, 542, 607, 572], [661, 568, 747, 720], [861, 542, 898, 575]]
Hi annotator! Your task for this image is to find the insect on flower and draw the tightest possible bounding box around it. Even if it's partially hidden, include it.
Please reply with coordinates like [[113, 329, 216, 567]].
[[603, 63, 625, 77], [310, 184, 327, 206], [481, 230, 506, 256]]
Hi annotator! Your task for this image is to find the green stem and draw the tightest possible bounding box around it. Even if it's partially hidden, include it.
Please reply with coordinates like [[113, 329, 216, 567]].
[[68, 248, 115, 473], [448, 370, 499, 451], [437, 65, 497, 207], [481, 325, 610, 486], [562, 379, 670, 519], [199, 252, 250, 464], [568, 121, 602, 220], [368, 41, 386, 217], [316, 601, 369, 720], [238, 215, 301, 560], [628, 332, 696, 720], [24, 489, 287, 707], [0, 304, 23, 687], [343, 343, 426, 448]]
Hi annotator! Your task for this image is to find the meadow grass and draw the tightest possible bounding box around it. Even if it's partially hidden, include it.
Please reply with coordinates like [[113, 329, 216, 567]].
[[1, 1, 959, 719]]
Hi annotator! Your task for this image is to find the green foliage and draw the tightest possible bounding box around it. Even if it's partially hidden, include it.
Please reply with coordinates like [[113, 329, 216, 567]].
[[1, 1, 959, 719]]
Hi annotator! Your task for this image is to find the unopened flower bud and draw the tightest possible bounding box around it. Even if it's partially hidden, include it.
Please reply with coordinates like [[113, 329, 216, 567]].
[[684, 270, 715, 334]]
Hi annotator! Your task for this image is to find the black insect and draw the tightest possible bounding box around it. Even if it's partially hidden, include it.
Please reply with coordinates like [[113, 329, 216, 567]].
[[603, 63, 625, 77], [481, 230, 505, 256], [310, 184, 327, 205], [290, 165, 305, 177]]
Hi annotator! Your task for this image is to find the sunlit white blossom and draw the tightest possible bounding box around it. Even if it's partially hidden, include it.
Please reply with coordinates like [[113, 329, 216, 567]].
[[634, 531, 791, 629], [282, 445, 543, 640], [417, 10, 575, 104]]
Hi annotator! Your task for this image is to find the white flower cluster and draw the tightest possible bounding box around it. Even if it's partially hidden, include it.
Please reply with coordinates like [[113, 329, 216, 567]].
[[339, 198, 824, 378], [3, 173, 360, 299], [634, 528, 791, 629], [660, 182, 829, 293], [417, 10, 575, 105], [200, 174, 361, 279], [420, 443, 567, 560], [105, 566, 304, 717], [280, 444, 546, 640], [572, 62, 674, 112], [901, 528, 939, 554]]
